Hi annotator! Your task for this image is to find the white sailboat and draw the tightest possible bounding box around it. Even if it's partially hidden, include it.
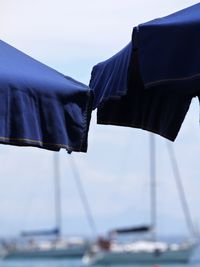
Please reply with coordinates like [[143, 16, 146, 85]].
[[83, 240, 197, 265], [83, 135, 198, 265], [3, 154, 94, 259], [3, 237, 88, 259]]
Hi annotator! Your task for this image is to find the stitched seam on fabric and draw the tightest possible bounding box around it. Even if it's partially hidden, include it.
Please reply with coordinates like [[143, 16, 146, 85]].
[[145, 73, 200, 88], [0, 136, 81, 151], [79, 89, 93, 151]]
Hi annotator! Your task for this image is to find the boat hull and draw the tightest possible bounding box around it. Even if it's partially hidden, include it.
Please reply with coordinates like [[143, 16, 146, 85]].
[[83, 245, 196, 265], [4, 246, 86, 259]]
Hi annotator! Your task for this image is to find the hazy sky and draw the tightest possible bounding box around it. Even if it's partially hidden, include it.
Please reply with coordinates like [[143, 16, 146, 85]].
[[0, 0, 200, 239]]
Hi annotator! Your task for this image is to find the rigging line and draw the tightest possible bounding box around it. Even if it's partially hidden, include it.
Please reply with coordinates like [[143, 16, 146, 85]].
[[166, 142, 196, 237], [53, 152, 62, 237], [150, 133, 157, 241], [68, 155, 98, 238]]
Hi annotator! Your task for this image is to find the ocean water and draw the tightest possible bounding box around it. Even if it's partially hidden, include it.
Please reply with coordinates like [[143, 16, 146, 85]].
[[0, 259, 200, 267]]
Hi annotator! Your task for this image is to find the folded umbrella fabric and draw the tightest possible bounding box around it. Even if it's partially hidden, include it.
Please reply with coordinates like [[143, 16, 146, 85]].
[[96, 48, 192, 141], [135, 3, 200, 89], [0, 40, 92, 153], [90, 3, 200, 141], [90, 43, 132, 109]]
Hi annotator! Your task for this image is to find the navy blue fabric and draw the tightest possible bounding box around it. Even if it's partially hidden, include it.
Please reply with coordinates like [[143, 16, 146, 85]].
[[0, 40, 92, 152], [97, 49, 193, 141], [90, 43, 132, 109], [136, 3, 200, 88], [90, 3, 200, 140]]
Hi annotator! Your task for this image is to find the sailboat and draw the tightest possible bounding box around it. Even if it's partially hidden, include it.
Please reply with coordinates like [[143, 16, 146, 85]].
[[83, 134, 198, 265], [3, 154, 93, 259]]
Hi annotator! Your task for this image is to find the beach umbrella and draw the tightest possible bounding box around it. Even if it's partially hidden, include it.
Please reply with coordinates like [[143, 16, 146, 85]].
[[90, 3, 200, 141], [0, 40, 92, 153]]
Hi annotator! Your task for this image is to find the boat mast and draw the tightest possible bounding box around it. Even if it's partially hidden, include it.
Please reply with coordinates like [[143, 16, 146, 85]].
[[53, 152, 62, 238], [68, 155, 98, 238], [150, 134, 156, 241], [166, 143, 196, 237], [149, 136, 195, 241]]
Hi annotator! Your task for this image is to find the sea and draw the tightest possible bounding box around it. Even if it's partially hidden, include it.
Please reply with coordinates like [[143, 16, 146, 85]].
[[0, 258, 200, 267]]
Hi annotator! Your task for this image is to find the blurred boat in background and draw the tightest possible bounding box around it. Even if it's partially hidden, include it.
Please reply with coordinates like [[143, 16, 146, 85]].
[[1, 154, 95, 260], [2, 236, 89, 259], [83, 239, 197, 265], [83, 135, 199, 265]]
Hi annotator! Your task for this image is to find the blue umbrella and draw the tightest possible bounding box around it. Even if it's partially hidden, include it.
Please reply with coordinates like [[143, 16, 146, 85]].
[[90, 3, 200, 141], [0, 40, 92, 153]]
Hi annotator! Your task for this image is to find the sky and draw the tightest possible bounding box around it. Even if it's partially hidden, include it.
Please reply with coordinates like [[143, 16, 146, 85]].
[[0, 0, 200, 239]]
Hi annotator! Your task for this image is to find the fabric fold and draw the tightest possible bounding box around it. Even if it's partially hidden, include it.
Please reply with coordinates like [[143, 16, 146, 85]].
[[90, 3, 200, 141], [0, 40, 92, 153]]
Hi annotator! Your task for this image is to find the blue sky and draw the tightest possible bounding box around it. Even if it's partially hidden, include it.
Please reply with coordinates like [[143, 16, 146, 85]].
[[0, 0, 200, 239]]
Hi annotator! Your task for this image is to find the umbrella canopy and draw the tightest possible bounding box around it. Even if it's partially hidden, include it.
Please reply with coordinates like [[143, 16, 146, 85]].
[[0, 40, 92, 153], [90, 3, 200, 141]]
